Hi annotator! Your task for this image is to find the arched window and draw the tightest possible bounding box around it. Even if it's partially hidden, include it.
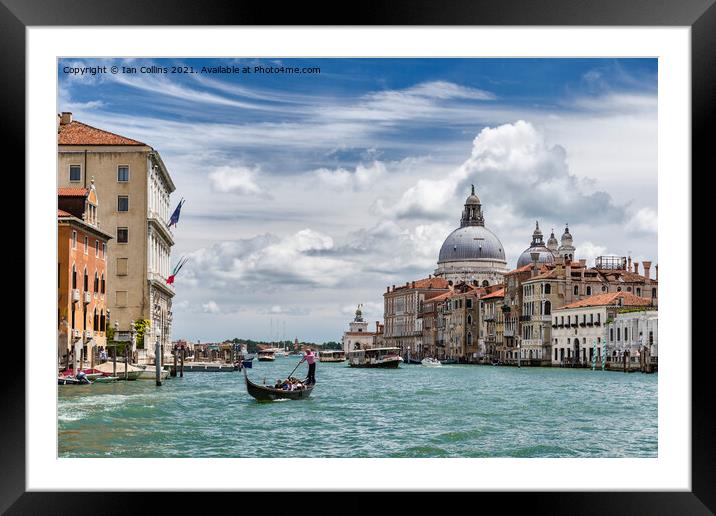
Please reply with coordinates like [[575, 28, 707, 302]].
[[544, 301, 551, 315], [467, 315, 472, 325], [544, 284, 551, 295], [72, 264, 77, 289], [482, 280, 489, 287], [586, 286, 592, 296], [94, 271, 99, 293], [617, 287, 622, 292], [625, 328, 628, 341], [93, 308, 98, 329], [636, 288, 641, 296], [83, 268, 88, 291], [652, 288, 657, 298], [467, 333, 472, 346], [100, 310, 105, 331], [602, 285, 607, 292], [573, 285, 578, 296], [101, 273, 105, 294], [627, 286, 632, 292]]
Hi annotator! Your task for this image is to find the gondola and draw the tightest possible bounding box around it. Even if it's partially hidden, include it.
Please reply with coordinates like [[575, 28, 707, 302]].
[[243, 368, 314, 401]]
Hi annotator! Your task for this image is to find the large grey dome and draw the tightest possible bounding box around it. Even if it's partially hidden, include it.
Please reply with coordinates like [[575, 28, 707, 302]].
[[516, 246, 555, 268], [438, 225, 506, 263]]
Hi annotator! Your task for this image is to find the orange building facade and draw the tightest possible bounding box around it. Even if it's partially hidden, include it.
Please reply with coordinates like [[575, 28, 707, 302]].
[[58, 182, 113, 370]]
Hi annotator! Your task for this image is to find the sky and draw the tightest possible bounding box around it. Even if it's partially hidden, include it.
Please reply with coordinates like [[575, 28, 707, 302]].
[[58, 57, 658, 343]]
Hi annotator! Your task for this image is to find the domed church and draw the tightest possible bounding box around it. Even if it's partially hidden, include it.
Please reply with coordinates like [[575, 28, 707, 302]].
[[516, 221, 555, 268], [434, 185, 508, 286]]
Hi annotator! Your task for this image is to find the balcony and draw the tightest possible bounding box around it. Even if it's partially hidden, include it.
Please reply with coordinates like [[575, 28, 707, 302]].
[[83, 291, 91, 304], [72, 289, 80, 303], [519, 315, 531, 322], [148, 271, 175, 297]]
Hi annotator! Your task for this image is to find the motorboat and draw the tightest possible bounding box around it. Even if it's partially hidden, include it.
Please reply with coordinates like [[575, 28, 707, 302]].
[[318, 350, 346, 362], [257, 350, 276, 362], [421, 357, 442, 367], [347, 347, 403, 368]]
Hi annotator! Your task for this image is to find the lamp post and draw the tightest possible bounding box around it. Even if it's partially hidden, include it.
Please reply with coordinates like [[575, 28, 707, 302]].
[[155, 327, 162, 386]]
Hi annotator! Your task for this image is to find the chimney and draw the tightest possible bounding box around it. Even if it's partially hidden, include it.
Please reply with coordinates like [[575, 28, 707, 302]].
[[392, 285, 395, 292], [633, 262, 639, 275], [386, 286, 390, 293], [376, 321, 380, 332], [412, 281, 415, 288], [628, 256, 632, 271], [642, 261, 652, 284], [428, 274, 432, 279], [530, 252, 540, 277], [60, 112, 72, 125]]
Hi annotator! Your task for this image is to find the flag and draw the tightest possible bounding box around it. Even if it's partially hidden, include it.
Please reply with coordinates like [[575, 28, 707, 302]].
[[168, 198, 185, 228], [167, 256, 189, 285]]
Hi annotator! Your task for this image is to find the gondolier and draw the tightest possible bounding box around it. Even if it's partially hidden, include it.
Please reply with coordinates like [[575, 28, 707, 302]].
[[300, 349, 316, 385]]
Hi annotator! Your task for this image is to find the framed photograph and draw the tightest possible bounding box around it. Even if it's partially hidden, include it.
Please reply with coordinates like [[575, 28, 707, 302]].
[[10, 0, 708, 512]]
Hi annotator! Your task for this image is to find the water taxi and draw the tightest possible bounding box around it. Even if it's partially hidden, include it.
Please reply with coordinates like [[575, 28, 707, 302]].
[[318, 350, 346, 362], [257, 349, 276, 362], [347, 347, 403, 368]]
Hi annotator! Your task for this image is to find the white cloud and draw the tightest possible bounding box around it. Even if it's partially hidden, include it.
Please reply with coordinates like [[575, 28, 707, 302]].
[[186, 229, 356, 289], [384, 120, 626, 224], [312, 161, 386, 190], [628, 207, 658, 235], [401, 81, 496, 100], [208, 166, 262, 195], [202, 300, 221, 314], [577, 241, 608, 265]]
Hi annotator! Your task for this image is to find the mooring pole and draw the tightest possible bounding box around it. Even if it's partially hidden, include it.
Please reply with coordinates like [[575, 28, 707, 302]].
[[112, 345, 117, 377], [155, 329, 162, 386], [180, 347, 185, 378], [124, 344, 128, 380]]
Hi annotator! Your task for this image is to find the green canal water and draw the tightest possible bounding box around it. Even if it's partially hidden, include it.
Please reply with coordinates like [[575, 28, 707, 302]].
[[58, 359, 657, 458]]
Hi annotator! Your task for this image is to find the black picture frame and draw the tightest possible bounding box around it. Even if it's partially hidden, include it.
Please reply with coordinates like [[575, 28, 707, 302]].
[[6, 0, 707, 512]]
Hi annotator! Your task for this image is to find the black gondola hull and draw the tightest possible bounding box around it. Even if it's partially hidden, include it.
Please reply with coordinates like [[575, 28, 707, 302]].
[[244, 369, 314, 401]]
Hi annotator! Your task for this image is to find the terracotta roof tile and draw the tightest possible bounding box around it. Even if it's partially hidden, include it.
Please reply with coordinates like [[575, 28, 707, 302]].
[[430, 291, 456, 302], [481, 288, 505, 300], [57, 209, 72, 217], [58, 187, 89, 197], [58, 120, 145, 146], [392, 277, 450, 291], [557, 292, 654, 310]]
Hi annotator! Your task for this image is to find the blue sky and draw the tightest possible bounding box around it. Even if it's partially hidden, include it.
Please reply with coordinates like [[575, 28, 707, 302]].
[[59, 58, 658, 343]]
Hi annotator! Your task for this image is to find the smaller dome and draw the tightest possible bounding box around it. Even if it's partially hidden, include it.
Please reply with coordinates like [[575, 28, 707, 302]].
[[547, 229, 558, 250], [561, 224, 573, 243], [517, 246, 555, 268]]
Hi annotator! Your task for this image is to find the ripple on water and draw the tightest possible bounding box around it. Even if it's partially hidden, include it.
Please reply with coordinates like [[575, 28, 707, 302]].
[[58, 364, 657, 458]]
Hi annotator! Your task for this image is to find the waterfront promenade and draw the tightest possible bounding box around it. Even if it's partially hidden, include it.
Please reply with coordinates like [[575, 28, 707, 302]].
[[58, 359, 657, 458]]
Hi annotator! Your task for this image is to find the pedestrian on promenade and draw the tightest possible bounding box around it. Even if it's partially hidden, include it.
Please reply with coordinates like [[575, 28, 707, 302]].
[[300, 349, 316, 385]]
